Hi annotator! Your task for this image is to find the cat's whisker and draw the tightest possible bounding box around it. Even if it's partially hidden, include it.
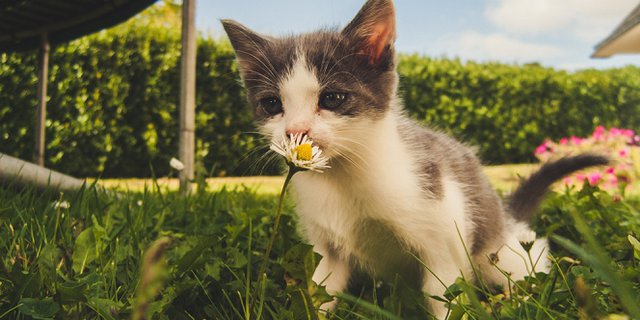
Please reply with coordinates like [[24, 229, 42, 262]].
[[235, 46, 279, 80], [234, 144, 272, 176], [329, 140, 370, 172], [317, 36, 344, 83], [320, 51, 359, 78], [255, 152, 281, 176], [318, 51, 362, 87], [242, 77, 277, 88], [324, 70, 368, 93], [240, 131, 269, 137], [334, 146, 368, 169], [241, 145, 287, 177], [331, 149, 368, 173], [333, 133, 373, 152]]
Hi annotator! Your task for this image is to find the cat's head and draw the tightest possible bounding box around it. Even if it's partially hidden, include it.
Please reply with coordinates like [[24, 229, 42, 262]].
[[222, 0, 397, 162]]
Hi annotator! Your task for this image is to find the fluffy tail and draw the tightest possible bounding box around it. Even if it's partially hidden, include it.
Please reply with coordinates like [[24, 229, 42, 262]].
[[507, 154, 609, 223]]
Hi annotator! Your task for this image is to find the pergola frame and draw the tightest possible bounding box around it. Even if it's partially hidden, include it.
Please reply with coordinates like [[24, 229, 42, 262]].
[[593, 3, 640, 58], [35, 33, 49, 166], [0, 0, 198, 193]]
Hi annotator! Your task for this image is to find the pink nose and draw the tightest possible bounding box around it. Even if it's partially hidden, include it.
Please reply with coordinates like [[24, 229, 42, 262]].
[[285, 128, 309, 135]]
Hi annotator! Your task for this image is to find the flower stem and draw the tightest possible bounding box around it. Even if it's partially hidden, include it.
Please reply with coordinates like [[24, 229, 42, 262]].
[[252, 166, 298, 317]]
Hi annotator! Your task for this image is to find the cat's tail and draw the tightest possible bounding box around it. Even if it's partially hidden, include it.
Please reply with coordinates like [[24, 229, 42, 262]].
[[507, 154, 609, 223]]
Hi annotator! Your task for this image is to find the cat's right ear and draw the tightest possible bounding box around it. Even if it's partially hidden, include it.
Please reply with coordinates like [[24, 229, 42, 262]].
[[221, 19, 270, 75], [342, 0, 396, 66]]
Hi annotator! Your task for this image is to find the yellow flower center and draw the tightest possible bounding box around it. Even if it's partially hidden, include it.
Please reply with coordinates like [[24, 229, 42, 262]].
[[295, 144, 313, 161]]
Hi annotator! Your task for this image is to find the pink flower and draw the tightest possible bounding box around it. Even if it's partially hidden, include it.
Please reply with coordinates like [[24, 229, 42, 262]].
[[587, 172, 602, 185], [535, 141, 551, 155], [610, 128, 621, 136], [570, 136, 583, 145], [559, 137, 569, 145], [593, 125, 605, 137], [619, 149, 629, 157], [605, 166, 615, 174], [575, 173, 585, 182], [622, 129, 634, 137], [563, 177, 573, 185]]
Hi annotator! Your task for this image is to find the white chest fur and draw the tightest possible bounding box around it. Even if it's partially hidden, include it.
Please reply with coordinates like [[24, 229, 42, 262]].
[[290, 114, 474, 281]]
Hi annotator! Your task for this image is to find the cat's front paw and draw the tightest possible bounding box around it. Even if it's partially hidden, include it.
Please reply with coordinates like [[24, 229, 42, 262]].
[[318, 298, 339, 316]]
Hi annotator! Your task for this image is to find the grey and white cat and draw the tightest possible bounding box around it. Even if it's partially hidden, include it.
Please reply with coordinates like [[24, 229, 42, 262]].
[[222, 1, 606, 318]]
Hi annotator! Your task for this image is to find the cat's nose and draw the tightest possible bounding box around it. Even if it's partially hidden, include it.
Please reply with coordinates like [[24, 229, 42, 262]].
[[285, 128, 309, 137]]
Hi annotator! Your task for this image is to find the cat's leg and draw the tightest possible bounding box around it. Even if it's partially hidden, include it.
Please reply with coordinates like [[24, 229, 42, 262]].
[[312, 244, 351, 312], [421, 258, 465, 320], [475, 221, 551, 291], [417, 235, 474, 319]]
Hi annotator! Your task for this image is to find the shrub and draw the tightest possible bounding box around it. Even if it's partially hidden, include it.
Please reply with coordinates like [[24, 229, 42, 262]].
[[0, 17, 263, 177], [1, 20, 639, 177], [398, 56, 640, 164]]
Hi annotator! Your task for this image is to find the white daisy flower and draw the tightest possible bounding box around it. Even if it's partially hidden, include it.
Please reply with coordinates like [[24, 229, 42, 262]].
[[270, 133, 330, 173], [52, 200, 70, 209], [169, 157, 185, 171]]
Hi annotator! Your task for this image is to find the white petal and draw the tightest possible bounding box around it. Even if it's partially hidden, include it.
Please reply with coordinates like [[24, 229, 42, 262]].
[[170, 157, 185, 171]]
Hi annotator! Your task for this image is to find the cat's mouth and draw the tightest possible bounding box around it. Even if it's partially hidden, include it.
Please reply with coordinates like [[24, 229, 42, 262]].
[[269, 133, 332, 172], [272, 135, 334, 159], [308, 139, 332, 157]]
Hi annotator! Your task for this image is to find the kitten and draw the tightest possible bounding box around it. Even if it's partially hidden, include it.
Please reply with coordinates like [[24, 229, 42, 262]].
[[222, 0, 607, 318]]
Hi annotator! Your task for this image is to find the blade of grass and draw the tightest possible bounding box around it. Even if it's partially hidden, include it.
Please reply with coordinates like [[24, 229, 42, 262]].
[[552, 235, 640, 318], [336, 293, 403, 320]]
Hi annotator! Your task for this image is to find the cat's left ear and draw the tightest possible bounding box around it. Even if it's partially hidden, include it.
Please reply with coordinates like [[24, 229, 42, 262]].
[[342, 0, 396, 65], [221, 19, 271, 76]]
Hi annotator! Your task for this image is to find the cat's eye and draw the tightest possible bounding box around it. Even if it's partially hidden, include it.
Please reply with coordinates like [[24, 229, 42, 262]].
[[259, 97, 283, 115], [319, 92, 347, 110]]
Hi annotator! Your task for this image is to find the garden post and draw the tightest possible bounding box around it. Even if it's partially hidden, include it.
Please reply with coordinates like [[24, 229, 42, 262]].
[[35, 32, 49, 167], [179, 0, 197, 194]]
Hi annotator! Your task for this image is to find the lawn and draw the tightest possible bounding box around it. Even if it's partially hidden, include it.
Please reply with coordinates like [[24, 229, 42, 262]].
[[1, 167, 639, 319], [95, 164, 539, 195]]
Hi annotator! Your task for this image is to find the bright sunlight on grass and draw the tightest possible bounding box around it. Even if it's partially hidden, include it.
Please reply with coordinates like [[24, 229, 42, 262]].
[[2, 171, 639, 319], [96, 164, 539, 195]]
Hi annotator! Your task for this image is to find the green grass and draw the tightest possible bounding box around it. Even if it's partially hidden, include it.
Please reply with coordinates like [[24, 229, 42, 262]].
[[1, 175, 639, 319], [95, 164, 539, 195]]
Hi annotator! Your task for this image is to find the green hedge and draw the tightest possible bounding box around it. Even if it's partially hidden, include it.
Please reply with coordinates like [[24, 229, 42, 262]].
[[1, 22, 259, 177], [1, 23, 639, 177], [398, 57, 640, 164]]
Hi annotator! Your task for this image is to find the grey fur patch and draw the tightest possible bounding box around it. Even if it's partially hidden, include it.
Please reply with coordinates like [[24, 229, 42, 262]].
[[222, 13, 397, 121], [508, 154, 609, 222], [300, 31, 397, 119], [417, 160, 443, 200], [398, 119, 504, 254]]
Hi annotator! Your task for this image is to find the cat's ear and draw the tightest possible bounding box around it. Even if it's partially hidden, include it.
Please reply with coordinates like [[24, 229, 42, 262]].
[[342, 0, 396, 65], [221, 19, 271, 74]]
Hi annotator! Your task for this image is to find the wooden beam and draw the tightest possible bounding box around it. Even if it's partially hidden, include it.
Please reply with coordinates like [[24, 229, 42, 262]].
[[35, 32, 49, 166], [179, 0, 196, 194]]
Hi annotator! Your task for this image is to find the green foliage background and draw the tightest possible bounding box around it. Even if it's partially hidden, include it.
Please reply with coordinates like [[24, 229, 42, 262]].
[[0, 7, 256, 178], [399, 58, 640, 164], [1, 9, 639, 177]]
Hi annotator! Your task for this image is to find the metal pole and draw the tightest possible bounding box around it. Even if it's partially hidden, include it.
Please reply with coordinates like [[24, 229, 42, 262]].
[[35, 33, 49, 166], [179, 0, 197, 194], [0, 153, 84, 191]]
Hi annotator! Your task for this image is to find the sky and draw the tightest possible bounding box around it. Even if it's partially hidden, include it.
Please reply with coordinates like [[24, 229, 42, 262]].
[[194, 0, 639, 71]]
